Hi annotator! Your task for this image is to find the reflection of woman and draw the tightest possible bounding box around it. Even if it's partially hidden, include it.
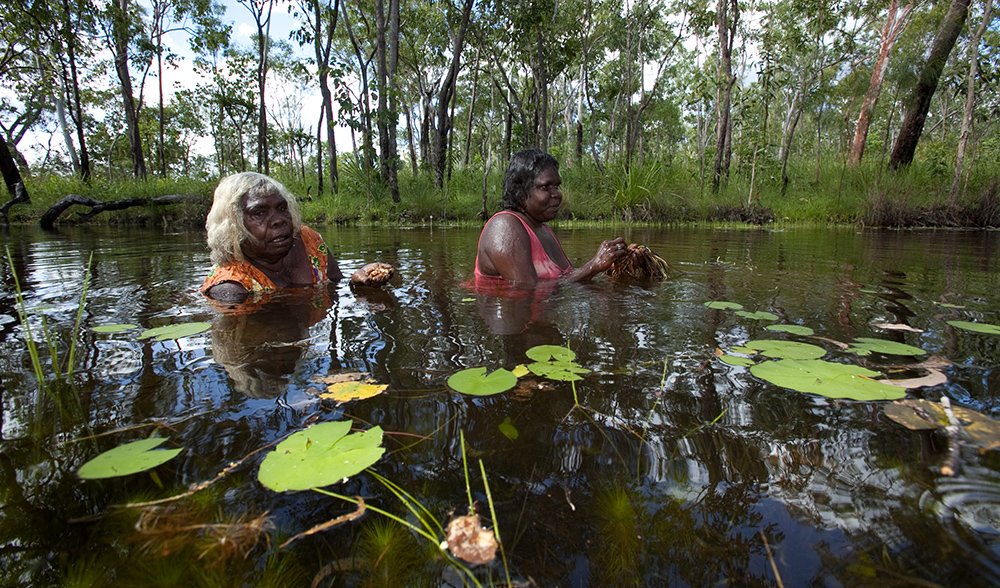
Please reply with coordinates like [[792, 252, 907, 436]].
[[201, 172, 392, 302], [474, 149, 628, 288], [210, 292, 327, 398]]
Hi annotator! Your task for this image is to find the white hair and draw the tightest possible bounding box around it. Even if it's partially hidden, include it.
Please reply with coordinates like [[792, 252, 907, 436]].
[[205, 172, 303, 265]]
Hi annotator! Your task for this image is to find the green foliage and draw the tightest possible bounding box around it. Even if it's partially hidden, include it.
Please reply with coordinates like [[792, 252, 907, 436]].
[[257, 421, 385, 492], [77, 437, 183, 480], [447, 367, 518, 396], [750, 359, 907, 401]]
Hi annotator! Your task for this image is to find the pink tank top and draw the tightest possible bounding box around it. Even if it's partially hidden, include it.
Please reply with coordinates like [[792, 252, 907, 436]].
[[474, 211, 572, 280]]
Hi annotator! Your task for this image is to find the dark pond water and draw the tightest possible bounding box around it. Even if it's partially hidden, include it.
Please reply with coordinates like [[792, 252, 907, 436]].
[[2, 224, 999, 587]]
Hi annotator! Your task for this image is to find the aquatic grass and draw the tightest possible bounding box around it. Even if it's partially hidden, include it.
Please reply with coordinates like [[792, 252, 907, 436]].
[[5, 247, 92, 393]]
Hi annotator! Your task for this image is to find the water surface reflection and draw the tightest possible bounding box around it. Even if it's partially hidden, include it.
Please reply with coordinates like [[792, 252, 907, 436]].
[[0, 225, 998, 586]]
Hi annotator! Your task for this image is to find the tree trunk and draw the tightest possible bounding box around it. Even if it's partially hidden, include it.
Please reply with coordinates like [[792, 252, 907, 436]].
[[433, 0, 474, 188], [312, 0, 340, 193], [112, 0, 148, 179], [848, 1, 912, 166], [341, 0, 376, 172], [463, 52, 480, 167], [374, 0, 400, 202], [712, 0, 737, 192], [889, 0, 972, 169], [949, 0, 992, 204], [59, 0, 91, 180]]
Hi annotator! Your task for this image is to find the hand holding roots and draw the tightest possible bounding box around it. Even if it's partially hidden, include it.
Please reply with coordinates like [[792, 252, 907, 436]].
[[606, 243, 672, 282], [351, 262, 394, 287]]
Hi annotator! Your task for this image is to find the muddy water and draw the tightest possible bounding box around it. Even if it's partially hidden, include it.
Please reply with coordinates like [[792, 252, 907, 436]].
[[1, 224, 998, 586]]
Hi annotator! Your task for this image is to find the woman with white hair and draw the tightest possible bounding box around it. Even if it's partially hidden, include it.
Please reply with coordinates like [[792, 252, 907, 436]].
[[201, 172, 392, 302]]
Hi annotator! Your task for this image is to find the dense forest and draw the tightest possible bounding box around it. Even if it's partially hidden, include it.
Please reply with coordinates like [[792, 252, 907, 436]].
[[0, 0, 997, 225]]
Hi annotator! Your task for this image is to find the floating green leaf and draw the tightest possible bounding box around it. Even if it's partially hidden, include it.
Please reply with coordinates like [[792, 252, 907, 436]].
[[750, 359, 905, 400], [847, 337, 926, 357], [526, 361, 591, 382], [735, 310, 778, 321], [525, 345, 576, 362], [766, 324, 814, 336], [719, 354, 755, 367], [704, 301, 744, 310], [448, 367, 517, 396], [743, 340, 827, 360], [92, 323, 138, 334], [511, 364, 530, 378], [946, 320, 1000, 335], [78, 437, 182, 480], [139, 322, 211, 342], [499, 417, 519, 441], [258, 421, 385, 492]]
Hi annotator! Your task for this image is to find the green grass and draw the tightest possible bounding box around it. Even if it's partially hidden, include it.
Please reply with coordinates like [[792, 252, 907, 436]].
[[5, 154, 998, 228]]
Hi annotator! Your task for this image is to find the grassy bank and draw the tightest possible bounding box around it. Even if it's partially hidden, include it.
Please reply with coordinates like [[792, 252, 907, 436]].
[[4, 156, 999, 229]]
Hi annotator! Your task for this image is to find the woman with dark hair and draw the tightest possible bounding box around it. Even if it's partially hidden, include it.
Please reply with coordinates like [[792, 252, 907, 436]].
[[474, 149, 627, 287]]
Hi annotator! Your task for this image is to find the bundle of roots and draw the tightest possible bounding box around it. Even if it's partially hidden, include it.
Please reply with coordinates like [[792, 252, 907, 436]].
[[607, 243, 672, 282]]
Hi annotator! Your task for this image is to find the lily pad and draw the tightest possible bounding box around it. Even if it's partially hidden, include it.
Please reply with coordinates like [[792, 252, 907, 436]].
[[743, 340, 827, 360], [258, 421, 385, 492], [78, 437, 182, 480], [511, 364, 530, 378], [885, 399, 1000, 451], [525, 345, 576, 362], [704, 301, 743, 310], [527, 361, 591, 382], [448, 367, 517, 396], [750, 359, 905, 400], [499, 417, 519, 440], [319, 381, 388, 405], [719, 354, 755, 367], [766, 324, 815, 336], [92, 323, 138, 334], [139, 322, 211, 342], [735, 310, 778, 321], [946, 320, 1000, 336], [847, 337, 926, 357]]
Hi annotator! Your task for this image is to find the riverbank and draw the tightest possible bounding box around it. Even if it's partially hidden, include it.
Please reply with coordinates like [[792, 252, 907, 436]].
[[3, 159, 998, 229]]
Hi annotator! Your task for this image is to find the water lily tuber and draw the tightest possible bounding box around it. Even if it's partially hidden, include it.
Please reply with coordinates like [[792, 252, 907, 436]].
[[607, 243, 672, 281]]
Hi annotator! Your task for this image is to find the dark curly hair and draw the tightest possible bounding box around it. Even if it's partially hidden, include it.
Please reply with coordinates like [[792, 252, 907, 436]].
[[501, 149, 559, 212]]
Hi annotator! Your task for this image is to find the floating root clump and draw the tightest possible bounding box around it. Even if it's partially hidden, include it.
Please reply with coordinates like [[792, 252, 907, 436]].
[[607, 243, 672, 282]]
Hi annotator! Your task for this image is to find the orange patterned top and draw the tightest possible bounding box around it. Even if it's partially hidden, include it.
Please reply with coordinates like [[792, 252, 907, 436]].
[[201, 225, 330, 296]]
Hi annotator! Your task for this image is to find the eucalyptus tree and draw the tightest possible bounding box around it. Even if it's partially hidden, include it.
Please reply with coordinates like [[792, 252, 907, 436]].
[[339, 0, 377, 173], [0, 2, 49, 180], [47, 0, 97, 180], [764, 0, 864, 190], [374, 0, 401, 202], [617, 0, 688, 169], [432, 0, 474, 188], [951, 0, 995, 203], [102, 0, 148, 179], [291, 0, 341, 193], [143, 0, 228, 177], [848, 0, 914, 166], [712, 0, 738, 192], [239, 0, 277, 174], [889, 0, 972, 169]]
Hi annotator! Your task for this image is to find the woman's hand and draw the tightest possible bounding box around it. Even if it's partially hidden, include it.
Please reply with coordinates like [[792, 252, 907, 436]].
[[350, 262, 395, 287], [589, 237, 628, 273]]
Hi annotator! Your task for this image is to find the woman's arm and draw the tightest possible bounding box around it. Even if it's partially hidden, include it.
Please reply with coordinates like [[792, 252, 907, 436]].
[[565, 237, 628, 283], [477, 214, 539, 286]]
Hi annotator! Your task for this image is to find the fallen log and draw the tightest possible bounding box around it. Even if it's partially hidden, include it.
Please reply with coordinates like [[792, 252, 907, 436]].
[[40, 193, 205, 230]]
